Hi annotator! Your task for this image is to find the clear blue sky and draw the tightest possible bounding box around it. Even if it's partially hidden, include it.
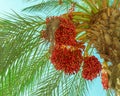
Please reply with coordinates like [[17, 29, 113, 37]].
[[0, 1, 107, 96], [0, 0, 26, 14]]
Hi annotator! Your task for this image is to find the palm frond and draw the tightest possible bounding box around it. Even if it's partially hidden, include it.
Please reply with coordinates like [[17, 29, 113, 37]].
[[29, 67, 87, 96], [23, 1, 59, 12], [22, 0, 72, 16], [0, 12, 49, 95], [82, 0, 98, 13]]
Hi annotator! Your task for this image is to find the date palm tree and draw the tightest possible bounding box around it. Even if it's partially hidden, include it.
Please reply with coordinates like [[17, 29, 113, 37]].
[[0, 0, 120, 96]]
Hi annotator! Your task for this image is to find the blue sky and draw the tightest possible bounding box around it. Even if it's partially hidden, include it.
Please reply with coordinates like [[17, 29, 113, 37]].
[[0, 0, 26, 14], [0, 1, 108, 96]]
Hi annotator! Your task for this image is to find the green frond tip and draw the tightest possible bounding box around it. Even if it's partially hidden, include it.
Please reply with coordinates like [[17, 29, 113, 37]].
[[22, 1, 61, 12], [83, 0, 98, 13]]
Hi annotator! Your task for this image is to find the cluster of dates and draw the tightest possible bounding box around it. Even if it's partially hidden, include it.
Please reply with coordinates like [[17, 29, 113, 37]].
[[41, 16, 102, 82]]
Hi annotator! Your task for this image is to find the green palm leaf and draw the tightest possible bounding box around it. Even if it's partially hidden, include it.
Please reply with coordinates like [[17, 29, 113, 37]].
[[22, 0, 72, 16]]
